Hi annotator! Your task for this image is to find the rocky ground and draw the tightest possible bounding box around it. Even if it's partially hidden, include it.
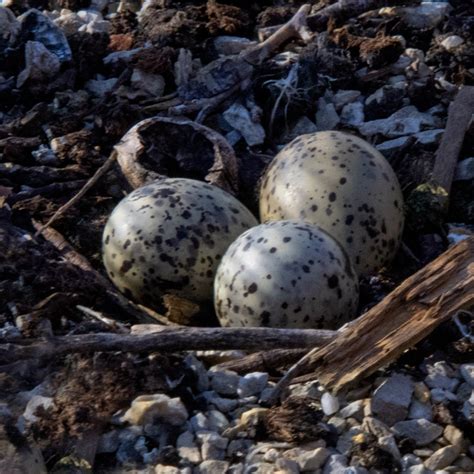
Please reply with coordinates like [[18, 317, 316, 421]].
[[0, 0, 473, 472]]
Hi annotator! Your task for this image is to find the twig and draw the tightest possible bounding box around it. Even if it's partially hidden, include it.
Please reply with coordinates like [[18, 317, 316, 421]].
[[0, 327, 336, 364], [34, 151, 118, 238], [76, 305, 129, 333], [431, 85, 474, 195]]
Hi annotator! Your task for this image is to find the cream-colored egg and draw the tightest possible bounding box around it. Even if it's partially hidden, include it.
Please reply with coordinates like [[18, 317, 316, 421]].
[[103, 178, 258, 305], [214, 220, 359, 329], [259, 131, 404, 275]]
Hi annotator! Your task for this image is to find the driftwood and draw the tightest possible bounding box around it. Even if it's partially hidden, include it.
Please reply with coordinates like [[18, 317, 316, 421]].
[[0, 327, 336, 365], [268, 237, 474, 401], [431, 85, 474, 195]]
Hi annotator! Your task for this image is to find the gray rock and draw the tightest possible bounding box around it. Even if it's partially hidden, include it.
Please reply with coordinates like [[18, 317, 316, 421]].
[[227, 439, 252, 459], [399, 3, 450, 29], [378, 434, 401, 461], [130, 69, 165, 98], [85, 77, 118, 96], [321, 392, 340, 416], [424, 445, 459, 471], [343, 468, 369, 474], [275, 457, 300, 474], [204, 392, 238, 413], [213, 36, 255, 56], [372, 374, 414, 425], [285, 116, 318, 142], [443, 425, 464, 452], [289, 381, 322, 399], [197, 431, 228, 461], [22, 395, 54, 423], [425, 362, 459, 392], [245, 462, 277, 474], [430, 388, 457, 403], [441, 35, 464, 52], [413, 129, 444, 146], [323, 454, 348, 473], [339, 400, 364, 421], [454, 158, 474, 182], [328, 416, 347, 434], [196, 460, 230, 474], [223, 103, 265, 146], [333, 90, 361, 111], [185, 355, 209, 392], [123, 394, 188, 426], [0, 6, 20, 44], [404, 466, 433, 474], [18, 9, 72, 62], [97, 430, 120, 454], [316, 98, 340, 131], [364, 85, 405, 120], [190, 413, 209, 433], [17, 40, 60, 88], [393, 419, 443, 446], [461, 390, 474, 420], [176, 431, 202, 464], [362, 416, 391, 438], [376, 136, 411, 156], [359, 106, 435, 138], [285, 447, 329, 471], [454, 454, 474, 472], [210, 369, 240, 397], [237, 372, 269, 398], [80, 18, 110, 34], [340, 102, 365, 126], [337, 427, 363, 456], [154, 466, 179, 474], [408, 400, 433, 421], [401, 453, 424, 470], [207, 410, 229, 433]]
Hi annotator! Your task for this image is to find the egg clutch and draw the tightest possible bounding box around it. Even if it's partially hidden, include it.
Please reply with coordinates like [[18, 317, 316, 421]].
[[103, 131, 404, 329]]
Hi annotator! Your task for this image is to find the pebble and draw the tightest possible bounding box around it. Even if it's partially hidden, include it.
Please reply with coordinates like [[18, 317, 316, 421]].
[[332, 90, 361, 111], [408, 400, 433, 421], [284, 447, 329, 471], [443, 425, 464, 452], [404, 466, 432, 474], [97, 430, 120, 454], [285, 116, 318, 141], [414, 382, 431, 404], [372, 374, 414, 425], [336, 427, 362, 456], [378, 434, 401, 460], [441, 35, 464, 52], [322, 454, 348, 473], [213, 36, 255, 56], [328, 416, 347, 434], [196, 460, 230, 474], [424, 445, 459, 471], [401, 453, 424, 470], [223, 103, 265, 146], [204, 392, 238, 413], [321, 392, 340, 416], [425, 363, 459, 392], [454, 454, 474, 472], [123, 394, 188, 426], [393, 419, 443, 446], [339, 400, 364, 421], [197, 432, 228, 461], [154, 466, 179, 474], [340, 102, 365, 126], [176, 430, 202, 464], [210, 370, 240, 397], [454, 158, 474, 182], [430, 388, 457, 403], [461, 390, 474, 420], [315, 98, 340, 131], [459, 364, 474, 387], [237, 372, 269, 398], [190, 412, 209, 432], [362, 416, 391, 438], [22, 395, 54, 423], [185, 355, 209, 392], [207, 410, 229, 433], [227, 439, 252, 459], [275, 457, 300, 474]]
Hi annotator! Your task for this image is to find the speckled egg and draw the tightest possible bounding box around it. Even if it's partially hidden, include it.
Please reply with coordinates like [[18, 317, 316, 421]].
[[214, 220, 359, 329], [102, 178, 258, 305], [259, 131, 404, 275]]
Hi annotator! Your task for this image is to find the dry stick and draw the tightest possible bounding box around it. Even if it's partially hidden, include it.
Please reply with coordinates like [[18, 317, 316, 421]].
[[32, 222, 166, 325], [431, 85, 474, 195], [214, 348, 307, 374], [34, 150, 118, 238], [0, 327, 336, 364], [268, 237, 474, 403]]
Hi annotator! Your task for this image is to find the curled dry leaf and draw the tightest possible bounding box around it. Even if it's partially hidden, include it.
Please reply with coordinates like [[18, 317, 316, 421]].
[[114, 116, 239, 194]]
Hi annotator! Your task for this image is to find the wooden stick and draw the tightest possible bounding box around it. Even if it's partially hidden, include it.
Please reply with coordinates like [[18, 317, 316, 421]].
[[213, 348, 307, 374], [34, 151, 117, 238], [268, 237, 474, 401], [431, 85, 474, 195], [0, 327, 336, 364]]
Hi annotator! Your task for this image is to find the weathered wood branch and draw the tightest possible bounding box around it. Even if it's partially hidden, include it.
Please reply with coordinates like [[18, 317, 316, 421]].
[[0, 327, 336, 364], [269, 237, 474, 401], [431, 85, 474, 195]]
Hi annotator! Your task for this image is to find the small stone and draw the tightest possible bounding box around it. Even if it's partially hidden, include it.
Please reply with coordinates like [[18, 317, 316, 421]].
[[460, 364, 474, 386], [430, 388, 457, 403], [333, 90, 361, 111], [263, 448, 280, 463], [339, 400, 364, 421], [85, 77, 118, 96], [408, 400, 433, 421], [154, 465, 179, 474], [288, 381, 322, 399], [461, 391, 474, 420], [17, 41, 61, 88], [223, 103, 265, 146], [205, 393, 238, 413], [315, 98, 340, 131], [285, 116, 318, 142], [393, 419, 443, 446], [441, 35, 464, 52], [425, 363, 459, 392], [424, 445, 459, 471], [196, 460, 230, 474], [197, 432, 228, 461], [176, 431, 202, 464], [213, 36, 255, 56], [190, 413, 209, 433], [399, 2, 449, 29], [378, 434, 401, 460], [123, 394, 188, 426], [401, 453, 424, 470], [413, 449, 434, 458], [210, 370, 240, 397], [414, 382, 431, 404], [275, 457, 300, 474], [413, 129, 444, 146], [245, 462, 276, 474], [454, 454, 474, 472], [130, 69, 165, 98], [376, 136, 411, 156], [237, 372, 269, 398], [227, 439, 252, 459], [364, 85, 405, 120], [207, 410, 229, 433], [321, 392, 340, 416], [185, 355, 209, 392], [97, 430, 120, 454], [340, 102, 365, 126], [284, 447, 329, 471], [322, 454, 348, 473], [454, 158, 474, 182], [372, 374, 414, 425], [336, 427, 362, 456], [362, 416, 391, 438], [328, 416, 347, 434], [404, 466, 432, 474]]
